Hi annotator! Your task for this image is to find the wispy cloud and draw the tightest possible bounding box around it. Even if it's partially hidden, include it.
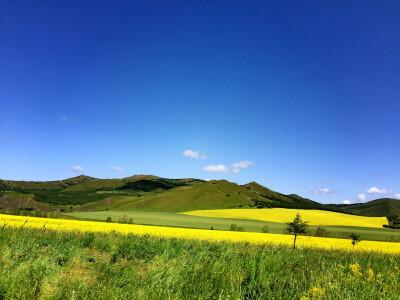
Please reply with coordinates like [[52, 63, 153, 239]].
[[60, 114, 68, 122], [182, 150, 207, 159], [232, 161, 254, 174], [202, 164, 229, 174], [202, 160, 254, 174], [358, 194, 366, 202], [311, 188, 333, 195], [394, 193, 400, 200], [71, 166, 84, 172], [366, 187, 392, 194], [342, 200, 351, 205], [110, 166, 125, 172]]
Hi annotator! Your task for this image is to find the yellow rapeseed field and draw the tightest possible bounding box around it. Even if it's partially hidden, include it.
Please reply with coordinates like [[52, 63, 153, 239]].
[[1, 214, 399, 254], [182, 208, 388, 228]]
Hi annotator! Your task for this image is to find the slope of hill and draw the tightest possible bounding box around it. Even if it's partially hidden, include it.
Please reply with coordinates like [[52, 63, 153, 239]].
[[0, 175, 207, 209], [81, 180, 270, 212], [0, 175, 97, 191], [333, 198, 400, 217], [3, 175, 388, 216], [242, 182, 343, 212], [61, 176, 203, 192], [0, 192, 49, 211], [243, 182, 315, 205]]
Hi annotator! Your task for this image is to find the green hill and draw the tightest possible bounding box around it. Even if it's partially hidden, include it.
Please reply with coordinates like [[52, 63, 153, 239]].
[[241, 182, 341, 211], [0, 175, 97, 191], [74, 180, 269, 212], [242, 182, 312, 205], [0, 174, 377, 215], [61, 178, 125, 192], [0, 192, 50, 211], [61, 176, 203, 192], [333, 198, 400, 217]]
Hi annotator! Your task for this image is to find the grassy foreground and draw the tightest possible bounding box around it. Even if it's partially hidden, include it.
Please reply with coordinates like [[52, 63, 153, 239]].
[[0, 226, 400, 299]]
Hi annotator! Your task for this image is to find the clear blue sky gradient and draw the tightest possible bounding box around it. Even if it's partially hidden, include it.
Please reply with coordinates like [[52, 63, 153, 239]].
[[1, 1, 399, 204]]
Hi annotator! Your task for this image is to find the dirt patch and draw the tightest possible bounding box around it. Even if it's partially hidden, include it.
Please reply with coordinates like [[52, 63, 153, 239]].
[[0, 193, 42, 211]]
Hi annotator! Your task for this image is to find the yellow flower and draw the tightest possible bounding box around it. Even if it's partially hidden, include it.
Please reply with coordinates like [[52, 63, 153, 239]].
[[349, 263, 362, 276], [367, 268, 374, 281], [0, 214, 399, 254], [303, 287, 324, 299]]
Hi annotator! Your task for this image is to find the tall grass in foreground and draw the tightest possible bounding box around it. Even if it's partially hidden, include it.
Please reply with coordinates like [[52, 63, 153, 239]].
[[0, 227, 399, 299]]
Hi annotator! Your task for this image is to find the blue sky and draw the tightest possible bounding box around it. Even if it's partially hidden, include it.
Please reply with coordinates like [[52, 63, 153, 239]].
[[1, 1, 399, 204]]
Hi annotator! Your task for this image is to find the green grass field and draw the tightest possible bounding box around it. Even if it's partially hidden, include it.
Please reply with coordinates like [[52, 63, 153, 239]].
[[1, 226, 399, 299], [65, 211, 400, 242]]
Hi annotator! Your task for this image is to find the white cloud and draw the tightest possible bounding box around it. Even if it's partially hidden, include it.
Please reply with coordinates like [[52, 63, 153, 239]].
[[202, 164, 229, 174], [311, 188, 332, 195], [60, 115, 68, 122], [202, 160, 254, 175], [111, 166, 125, 172], [71, 166, 84, 172], [342, 200, 351, 205], [358, 193, 366, 202], [366, 187, 392, 194], [394, 193, 400, 200], [232, 160, 254, 174], [205, 177, 211, 181], [183, 150, 207, 159]]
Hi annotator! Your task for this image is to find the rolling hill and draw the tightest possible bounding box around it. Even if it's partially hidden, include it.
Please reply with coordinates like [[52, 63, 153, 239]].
[[1, 175, 398, 217], [0, 192, 50, 211], [0, 175, 97, 191], [332, 198, 400, 217]]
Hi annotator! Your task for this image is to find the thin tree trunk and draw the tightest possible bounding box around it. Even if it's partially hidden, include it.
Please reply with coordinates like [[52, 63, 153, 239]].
[[293, 234, 297, 249]]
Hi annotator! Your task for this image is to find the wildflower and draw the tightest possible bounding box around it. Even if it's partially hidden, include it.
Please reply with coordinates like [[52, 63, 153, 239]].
[[302, 287, 324, 299], [0, 214, 400, 254], [367, 268, 374, 281], [349, 263, 362, 276]]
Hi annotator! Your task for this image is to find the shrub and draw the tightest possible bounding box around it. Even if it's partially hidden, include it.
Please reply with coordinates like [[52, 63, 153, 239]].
[[106, 217, 112, 223], [315, 227, 329, 237], [350, 233, 361, 249], [118, 215, 128, 224], [229, 224, 245, 232], [262, 225, 269, 233], [339, 232, 350, 239], [229, 224, 238, 231]]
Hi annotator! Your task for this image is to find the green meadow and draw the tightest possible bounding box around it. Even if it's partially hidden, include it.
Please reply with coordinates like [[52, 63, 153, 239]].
[[1, 226, 399, 299]]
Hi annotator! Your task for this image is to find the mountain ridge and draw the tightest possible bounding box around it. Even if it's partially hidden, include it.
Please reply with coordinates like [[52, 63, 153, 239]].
[[1, 175, 399, 216]]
